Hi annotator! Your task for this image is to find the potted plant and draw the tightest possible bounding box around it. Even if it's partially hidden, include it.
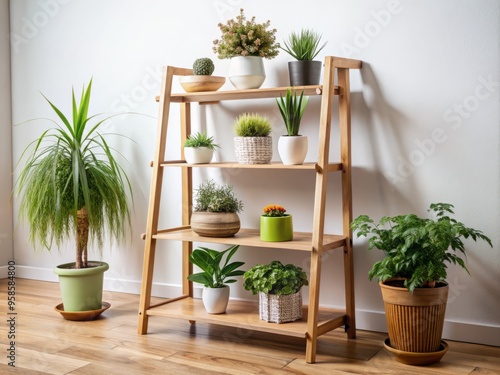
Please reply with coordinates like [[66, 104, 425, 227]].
[[213, 8, 280, 89], [233, 113, 272, 164], [351, 203, 492, 365], [280, 29, 327, 86], [190, 179, 243, 237], [260, 204, 293, 242], [187, 245, 245, 314], [178, 57, 225, 93], [183, 132, 220, 164], [276, 88, 309, 165], [15, 80, 132, 316], [244, 261, 308, 323]]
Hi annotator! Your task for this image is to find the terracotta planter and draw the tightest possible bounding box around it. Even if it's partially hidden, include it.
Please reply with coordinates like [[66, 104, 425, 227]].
[[190, 211, 240, 237], [380, 279, 448, 354], [260, 215, 293, 242]]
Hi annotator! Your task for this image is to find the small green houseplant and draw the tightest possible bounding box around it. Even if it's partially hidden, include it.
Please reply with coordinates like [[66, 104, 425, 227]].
[[276, 89, 309, 165], [244, 261, 308, 323], [280, 29, 327, 86], [191, 179, 243, 237], [213, 9, 279, 59], [350, 203, 492, 361], [15, 80, 132, 313], [233, 113, 272, 164], [188, 245, 245, 314], [183, 132, 220, 164]]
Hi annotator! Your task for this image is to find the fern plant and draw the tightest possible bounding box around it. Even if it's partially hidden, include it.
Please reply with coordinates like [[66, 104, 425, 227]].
[[351, 203, 492, 293], [15, 80, 132, 269]]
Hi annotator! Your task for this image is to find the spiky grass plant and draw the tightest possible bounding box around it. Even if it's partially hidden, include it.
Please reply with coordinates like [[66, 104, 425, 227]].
[[233, 113, 272, 137], [276, 88, 309, 136], [16, 80, 132, 269], [184, 132, 220, 150], [280, 29, 327, 61]]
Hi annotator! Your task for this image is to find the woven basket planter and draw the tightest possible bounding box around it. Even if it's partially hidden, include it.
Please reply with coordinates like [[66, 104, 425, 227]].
[[234, 136, 272, 164], [258, 291, 302, 323], [380, 279, 449, 353]]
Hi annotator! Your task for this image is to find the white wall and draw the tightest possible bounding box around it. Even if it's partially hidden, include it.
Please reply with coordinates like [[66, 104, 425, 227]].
[[8, 0, 500, 346], [0, 0, 13, 273]]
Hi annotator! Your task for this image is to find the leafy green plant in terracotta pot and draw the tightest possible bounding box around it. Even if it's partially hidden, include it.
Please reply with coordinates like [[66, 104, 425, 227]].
[[187, 245, 245, 314], [243, 261, 308, 323], [15, 80, 132, 315], [280, 28, 327, 86], [260, 204, 293, 242], [213, 8, 280, 89], [183, 132, 220, 164], [191, 179, 243, 237], [351, 203, 492, 364], [276, 88, 309, 165], [233, 113, 272, 164]]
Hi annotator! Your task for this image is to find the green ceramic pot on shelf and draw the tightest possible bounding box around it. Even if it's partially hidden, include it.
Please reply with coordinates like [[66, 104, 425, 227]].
[[260, 215, 293, 242]]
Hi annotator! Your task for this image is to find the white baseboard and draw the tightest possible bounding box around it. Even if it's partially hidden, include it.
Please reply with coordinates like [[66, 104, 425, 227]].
[[3, 265, 499, 347]]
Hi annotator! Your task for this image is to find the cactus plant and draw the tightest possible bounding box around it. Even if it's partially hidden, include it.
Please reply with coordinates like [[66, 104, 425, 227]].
[[193, 58, 215, 76]]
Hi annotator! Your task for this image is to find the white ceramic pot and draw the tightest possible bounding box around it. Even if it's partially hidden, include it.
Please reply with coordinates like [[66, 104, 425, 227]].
[[184, 147, 214, 164], [202, 285, 230, 314], [278, 135, 308, 165], [228, 56, 265, 90]]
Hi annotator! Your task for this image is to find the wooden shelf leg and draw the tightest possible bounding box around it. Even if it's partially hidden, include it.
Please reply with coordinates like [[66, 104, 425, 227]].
[[305, 248, 322, 363]]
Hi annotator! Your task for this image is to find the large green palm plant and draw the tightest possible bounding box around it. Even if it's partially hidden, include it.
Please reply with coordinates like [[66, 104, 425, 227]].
[[16, 80, 132, 269]]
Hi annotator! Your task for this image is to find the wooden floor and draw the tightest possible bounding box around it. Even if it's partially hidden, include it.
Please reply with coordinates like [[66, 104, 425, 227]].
[[0, 279, 499, 375]]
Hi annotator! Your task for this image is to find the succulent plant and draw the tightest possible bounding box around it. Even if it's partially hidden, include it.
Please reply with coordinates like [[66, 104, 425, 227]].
[[193, 58, 215, 76]]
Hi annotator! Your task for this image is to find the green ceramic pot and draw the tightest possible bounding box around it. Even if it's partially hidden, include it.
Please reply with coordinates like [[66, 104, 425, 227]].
[[54, 261, 109, 312], [260, 215, 293, 242]]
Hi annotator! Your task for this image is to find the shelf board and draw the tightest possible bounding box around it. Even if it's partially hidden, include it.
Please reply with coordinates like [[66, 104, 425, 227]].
[[155, 85, 335, 103], [160, 161, 343, 172], [153, 227, 346, 252], [146, 297, 347, 338]]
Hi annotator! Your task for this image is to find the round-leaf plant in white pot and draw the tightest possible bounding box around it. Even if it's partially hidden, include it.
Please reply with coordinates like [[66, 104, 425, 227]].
[[351, 203, 492, 365], [15, 80, 132, 318], [183, 132, 220, 164], [187, 245, 245, 314], [276, 88, 309, 165]]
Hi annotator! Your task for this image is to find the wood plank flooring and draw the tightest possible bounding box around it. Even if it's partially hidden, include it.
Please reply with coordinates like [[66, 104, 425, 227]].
[[0, 278, 499, 374]]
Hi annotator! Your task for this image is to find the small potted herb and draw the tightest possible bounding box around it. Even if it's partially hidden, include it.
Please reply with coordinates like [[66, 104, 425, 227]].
[[233, 113, 272, 164], [280, 29, 327, 86], [243, 261, 308, 323], [183, 132, 220, 164], [276, 88, 309, 165], [351, 203, 492, 363], [191, 179, 243, 237], [187, 245, 245, 314]]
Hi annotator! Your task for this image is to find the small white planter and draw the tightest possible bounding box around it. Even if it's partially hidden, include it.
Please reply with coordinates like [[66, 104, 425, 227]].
[[202, 285, 230, 314], [184, 147, 214, 164], [278, 135, 308, 165]]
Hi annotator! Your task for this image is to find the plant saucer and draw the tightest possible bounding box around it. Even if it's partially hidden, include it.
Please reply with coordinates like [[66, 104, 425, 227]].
[[54, 301, 110, 321]]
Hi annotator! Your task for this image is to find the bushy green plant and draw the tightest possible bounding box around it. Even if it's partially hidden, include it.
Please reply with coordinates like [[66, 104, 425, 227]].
[[184, 132, 220, 150], [351, 203, 492, 293], [187, 245, 245, 288], [192, 58, 215, 76], [234, 113, 272, 137], [280, 29, 327, 61], [213, 8, 280, 59], [15, 80, 132, 269], [276, 88, 309, 136], [193, 179, 243, 213], [243, 261, 309, 295]]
